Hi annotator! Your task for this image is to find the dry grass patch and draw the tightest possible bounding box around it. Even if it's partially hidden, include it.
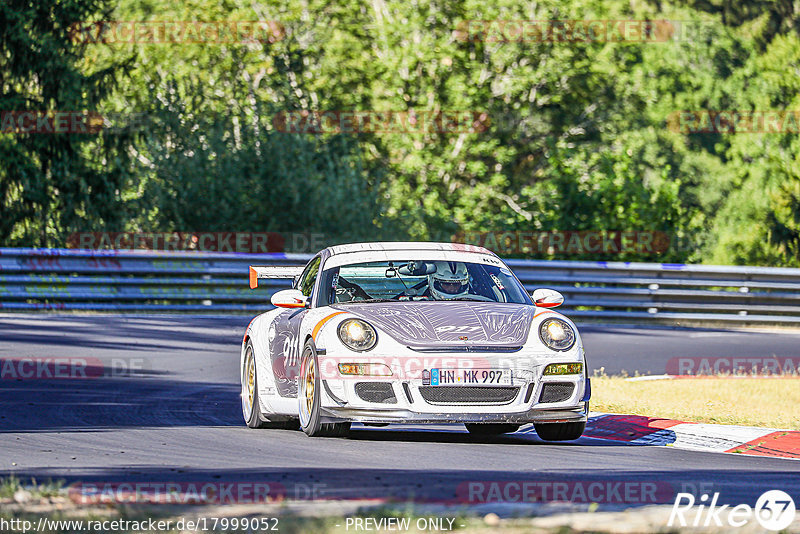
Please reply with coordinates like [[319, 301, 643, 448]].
[[591, 375, 800, 429]]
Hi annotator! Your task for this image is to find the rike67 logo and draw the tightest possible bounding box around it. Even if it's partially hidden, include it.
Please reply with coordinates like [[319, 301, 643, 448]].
[[669, 490, 796, 531]]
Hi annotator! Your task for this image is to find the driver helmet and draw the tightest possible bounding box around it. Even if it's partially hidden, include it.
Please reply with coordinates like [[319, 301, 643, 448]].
[[429, 261, 470, 300]]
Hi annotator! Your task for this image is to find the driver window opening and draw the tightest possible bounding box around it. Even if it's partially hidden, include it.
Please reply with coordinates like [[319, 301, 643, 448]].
[[298, 256, 321, 297]]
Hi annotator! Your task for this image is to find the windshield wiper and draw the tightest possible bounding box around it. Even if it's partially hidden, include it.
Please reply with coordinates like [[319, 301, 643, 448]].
[[338, 298, 401, 304]]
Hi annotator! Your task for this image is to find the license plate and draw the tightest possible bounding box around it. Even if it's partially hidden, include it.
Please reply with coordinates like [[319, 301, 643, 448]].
[[427, 368, 512, 386]]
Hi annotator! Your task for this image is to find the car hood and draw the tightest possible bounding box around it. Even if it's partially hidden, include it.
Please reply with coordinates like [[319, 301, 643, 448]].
[[331, 301, 537, 349]]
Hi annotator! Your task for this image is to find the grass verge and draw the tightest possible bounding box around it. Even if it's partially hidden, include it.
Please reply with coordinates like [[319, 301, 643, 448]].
[[592, 375, 800, 429]]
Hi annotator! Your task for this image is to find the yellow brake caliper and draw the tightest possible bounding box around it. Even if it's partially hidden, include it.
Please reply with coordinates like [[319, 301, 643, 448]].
[[306, 357, 315, 414]]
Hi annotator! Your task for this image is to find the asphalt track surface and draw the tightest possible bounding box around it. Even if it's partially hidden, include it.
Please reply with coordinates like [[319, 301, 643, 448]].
[[0, 315, 798, 510]]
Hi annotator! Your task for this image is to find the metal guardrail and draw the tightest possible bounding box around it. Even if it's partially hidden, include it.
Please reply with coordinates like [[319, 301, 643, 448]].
[[1, 248, 800, 324]]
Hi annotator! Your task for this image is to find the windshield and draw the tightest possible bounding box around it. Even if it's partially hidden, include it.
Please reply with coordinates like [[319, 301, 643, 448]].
[[320, 260, 532, 305]]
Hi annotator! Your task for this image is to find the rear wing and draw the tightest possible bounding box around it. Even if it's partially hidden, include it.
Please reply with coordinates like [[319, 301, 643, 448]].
[[249, 265, 305, 289]]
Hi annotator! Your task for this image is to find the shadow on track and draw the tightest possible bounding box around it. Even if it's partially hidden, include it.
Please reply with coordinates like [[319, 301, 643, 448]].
[[0, 316, 248, 352], [346, 426, 623, 447], [4, 465, 799, 509], [0, 363, 241, 432]]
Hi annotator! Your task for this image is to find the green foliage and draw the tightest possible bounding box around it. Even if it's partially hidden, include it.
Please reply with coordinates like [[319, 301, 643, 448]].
[[133, 102, 383, 241], [0, 0, 135, 246], [1, 0, 799, 265], [703, 33, 800, 265], [0, 476, 63, 499]]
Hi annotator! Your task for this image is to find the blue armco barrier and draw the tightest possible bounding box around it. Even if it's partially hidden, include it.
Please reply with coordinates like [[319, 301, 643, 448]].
[[1, 248, 800, 322]]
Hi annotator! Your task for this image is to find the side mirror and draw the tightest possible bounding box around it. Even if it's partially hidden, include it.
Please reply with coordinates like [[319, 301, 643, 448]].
[[532, 288, 564, 308], [271, 289, 309, 309]]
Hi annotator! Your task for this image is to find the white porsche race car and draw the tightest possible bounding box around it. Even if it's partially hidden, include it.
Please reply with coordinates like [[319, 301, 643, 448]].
[[241, 242, 590, 440]]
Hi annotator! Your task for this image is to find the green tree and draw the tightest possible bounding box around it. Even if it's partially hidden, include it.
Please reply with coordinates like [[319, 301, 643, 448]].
[[0, 0, 134, 246]]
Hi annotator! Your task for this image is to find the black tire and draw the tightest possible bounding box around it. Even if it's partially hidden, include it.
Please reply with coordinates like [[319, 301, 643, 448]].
[[298, 340, 350, 438], [464, 423, 521, 435], [243, 340, 268, 428], [243, 340, 300, 430], [534, 421, 586, 441]]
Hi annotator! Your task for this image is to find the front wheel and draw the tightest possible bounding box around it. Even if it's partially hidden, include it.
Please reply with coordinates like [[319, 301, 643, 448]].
[[298, 340, 350, 438], [464, 423, 521, 435], [534, 421, 585, 441]]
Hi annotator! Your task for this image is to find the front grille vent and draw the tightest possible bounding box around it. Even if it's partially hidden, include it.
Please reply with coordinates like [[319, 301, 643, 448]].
[[538, 382, 574, 403], [419, 386, 519, 405], [355, 382, 397, 404]]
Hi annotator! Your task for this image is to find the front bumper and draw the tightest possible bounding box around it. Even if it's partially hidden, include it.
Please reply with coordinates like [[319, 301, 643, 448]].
[[318, 375, 589, 425], [321, 404, 588, 424]]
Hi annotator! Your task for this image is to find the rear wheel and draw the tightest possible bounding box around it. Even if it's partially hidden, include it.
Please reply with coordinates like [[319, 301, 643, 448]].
[[534, 421, 585, 441], [242, 340, 299, 430], [243, 341, 267, 428], [298, 340, 350, 437], [464, 423, 521, 435]]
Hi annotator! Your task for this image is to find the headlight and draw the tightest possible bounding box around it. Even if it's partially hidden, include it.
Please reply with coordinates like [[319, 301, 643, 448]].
[[338, 319, 377, 352], [538, 318, 576, 352]]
